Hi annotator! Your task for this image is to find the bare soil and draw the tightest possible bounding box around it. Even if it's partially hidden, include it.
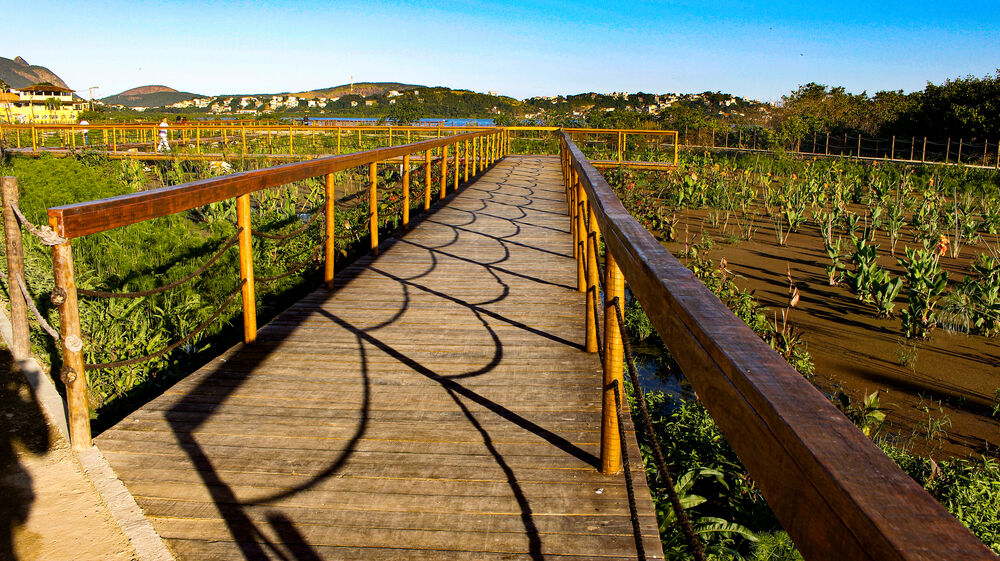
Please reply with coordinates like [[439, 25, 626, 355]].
[[664, 210, 1000, 460], [0, 348, 136, 561]]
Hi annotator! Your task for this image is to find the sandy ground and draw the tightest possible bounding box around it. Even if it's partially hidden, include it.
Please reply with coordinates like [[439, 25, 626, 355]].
[[1, 349, 137, 561]]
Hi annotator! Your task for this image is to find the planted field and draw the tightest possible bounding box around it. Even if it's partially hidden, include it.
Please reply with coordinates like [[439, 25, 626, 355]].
[[609, 152, 1000, 459]]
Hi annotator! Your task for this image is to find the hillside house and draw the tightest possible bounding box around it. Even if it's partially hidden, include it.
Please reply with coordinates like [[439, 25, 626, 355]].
[[0, 83, 85, 123]]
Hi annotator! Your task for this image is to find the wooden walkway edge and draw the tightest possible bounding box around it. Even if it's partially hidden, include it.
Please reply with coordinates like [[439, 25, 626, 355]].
[[96, 155, 664, 560]]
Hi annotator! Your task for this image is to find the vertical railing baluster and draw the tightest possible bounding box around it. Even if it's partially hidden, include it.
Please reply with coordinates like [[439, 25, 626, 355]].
[[575, 175, 586, 292], [424, 149, 432, 210], [453, 141, 460, 192], [464, 139, 470, 182], [601, 251, 625, 474], [324, 173, 336, 289], [585, 191, 600, 353], [403, 154, 411, 229], [369, 162, 379, 256], [236, 194, 257, 344], [440, 144, 448, 200]]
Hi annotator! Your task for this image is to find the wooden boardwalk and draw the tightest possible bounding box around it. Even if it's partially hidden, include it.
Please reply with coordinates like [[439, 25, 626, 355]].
[[96, 155, 663, 560]]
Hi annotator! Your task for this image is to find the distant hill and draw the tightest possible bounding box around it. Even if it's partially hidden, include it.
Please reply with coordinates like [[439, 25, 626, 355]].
[[0, 56, 71, 90], [290, 82, 423, 99], [101, 85, 206, 107]]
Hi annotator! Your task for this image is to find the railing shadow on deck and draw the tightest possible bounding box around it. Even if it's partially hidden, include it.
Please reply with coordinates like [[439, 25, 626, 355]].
[[156, 158, 596, 559], [38, 129, 648, 557]]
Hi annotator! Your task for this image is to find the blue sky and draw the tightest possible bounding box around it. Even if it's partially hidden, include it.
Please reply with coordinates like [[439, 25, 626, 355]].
[[3, 0, 998, 101]]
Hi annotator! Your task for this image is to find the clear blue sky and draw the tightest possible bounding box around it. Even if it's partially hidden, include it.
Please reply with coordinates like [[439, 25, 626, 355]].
[[4, 0, 998, 101]]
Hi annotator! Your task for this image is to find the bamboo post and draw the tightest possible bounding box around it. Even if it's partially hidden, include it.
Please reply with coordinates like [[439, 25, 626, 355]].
[[236, 194, 257, 344], [324, 173, 336, 289], [825, 132, 830, 155], [600, 250, 625, 474], [857, 134, 861, 158], [984, 140, 989, 165], [575, 172, 586, 293], [910, 137, 915, 161], [465, 139, 472, 183], [2, 177, 30, 360], [890, 136, 895, 160], [419, 149, 431, 210], [48, 217, 91, 450], [402, 154, 411, 229], [584, 188, 600, 353], [957, 138, 963, 163], [922, 137, 927, 162], [453, 141, 460, 192], [440, 145, 448, 200], [369, 162, 379, 255], [946, 138, 951, 163]]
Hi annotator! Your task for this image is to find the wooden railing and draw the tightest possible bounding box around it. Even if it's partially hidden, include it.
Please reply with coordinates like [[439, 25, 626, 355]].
[[45, 127, 508, 451], [559, 131, 995, 560]]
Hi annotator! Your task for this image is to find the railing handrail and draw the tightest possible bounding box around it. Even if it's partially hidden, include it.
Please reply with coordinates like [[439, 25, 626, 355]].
[[47, 129, 497, 239], [559, 131, 994, 561]]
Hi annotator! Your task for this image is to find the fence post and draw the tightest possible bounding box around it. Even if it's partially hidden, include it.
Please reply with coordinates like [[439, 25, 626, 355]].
[[236, 194, 257, 343], [957, 138, 963, 164], [417, 149, 428, 211], [922, 137, 927, 162], [825, 132, 830, 155], [453, 141, 460, 192], [369, 162, 379, 255], [2, 177, 30, 360], [402, 154, 411, 229], [890, 136, 895, 160], [910, 136, 915, 161], [472, 137, 479, 176], [576, 177, 586, 293], [600, 251, 624, 475], [584, 189, 600, 353], [440, 144, 449, 200], [946, 138, 951, 163], [325, 173, 336, 289], [464, 139, 470, 182], [857, 134, 861, 158], [48, 217, 91, 450]]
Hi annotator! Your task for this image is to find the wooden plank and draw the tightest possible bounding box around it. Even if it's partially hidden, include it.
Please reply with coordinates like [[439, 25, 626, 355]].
[[96, 156, 662, 560]]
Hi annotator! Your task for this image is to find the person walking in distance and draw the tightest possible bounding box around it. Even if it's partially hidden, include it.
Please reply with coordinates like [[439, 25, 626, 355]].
[[79, 119, 89, 146], [157, 118, 171, 152]]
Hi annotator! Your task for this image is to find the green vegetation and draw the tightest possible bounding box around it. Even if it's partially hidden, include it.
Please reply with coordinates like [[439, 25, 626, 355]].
[[0, 145, 455, 417]]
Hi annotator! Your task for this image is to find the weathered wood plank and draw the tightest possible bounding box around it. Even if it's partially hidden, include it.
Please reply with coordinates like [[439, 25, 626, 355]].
[[95, 156, 663, 560]]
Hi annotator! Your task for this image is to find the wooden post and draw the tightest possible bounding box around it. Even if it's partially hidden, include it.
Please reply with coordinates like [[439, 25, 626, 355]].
[[922, 137, 927, 162], [465, 139, 472, 183], [453, 141, 460, 192], [996, 141, 999, 169], [324, 173, 336, 289], [910, 136, 915, 161], [289, 126, 294, 156], [825, 132, 830, 155], [424, 149, 432, 210], [600, 251, 625, 474], [474, 136, 480, 175], [31, 126, 36, 152], [984, 140, 989, 166], [440, 145, 448, 200], [857, 134, 861, 158], [236, 194, 257, 344], [337, 127, 341, 155], [48, 217, 91, 450], [402, 154, 411, 229], [241, 127, 246, 156], [890, 136, 895, 160], [569, 169, 578, 261], [946, 138, 951, 163], [112, 127, 117, 153], [957, 138, 963, 163], [369, 162, 379, 255], [575, 173, 586, 293], [584, 189, 600, 353], [2, 177, 30, 360]]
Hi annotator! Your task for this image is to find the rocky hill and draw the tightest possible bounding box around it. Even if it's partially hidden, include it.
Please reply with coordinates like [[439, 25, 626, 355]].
[[0, 56, 70, 90], [101, 85, 206, 107], [290, 82, 422, 99]]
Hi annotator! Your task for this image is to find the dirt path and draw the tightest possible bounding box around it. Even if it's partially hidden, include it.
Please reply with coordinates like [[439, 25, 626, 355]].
[[1, 348, 137, 561]]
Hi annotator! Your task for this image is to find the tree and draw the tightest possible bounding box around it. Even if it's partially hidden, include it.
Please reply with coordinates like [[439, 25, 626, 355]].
[[385, 100, 422, 125]]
